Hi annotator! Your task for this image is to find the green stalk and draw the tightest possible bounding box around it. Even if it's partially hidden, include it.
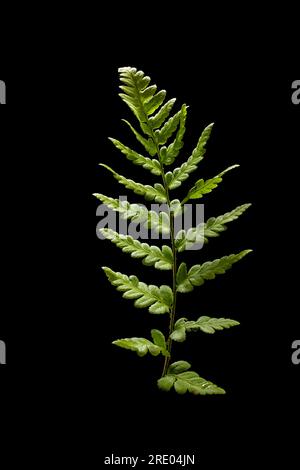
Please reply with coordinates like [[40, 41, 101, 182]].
[[133, 78, 178, 377], [149, 135, 177, 377]]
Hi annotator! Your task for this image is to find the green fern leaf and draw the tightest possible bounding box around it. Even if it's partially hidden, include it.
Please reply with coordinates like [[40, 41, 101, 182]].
[[100, 164, 167, 203], [93, 193, 133, 217], [175, 262, 193, 293], [93, 193, 147, 221], [171, 316, 239, 341], [149, 98, 176, 129], [151, 329, 168, 352], [123, 120, 157, 156], [93, 194, 170, 234], [175, 226, 205, 253], [176, 250, 252, 293], [100, 229, 173, 270], [102, 267, 173, 314], [113, 331, 169, 357], [109, 138, 161, 175], [154, 108, 182, 145], [96, 66, 253, 397], [166, 123, 214, 190], [168, 318, 187, 342], [118, 67, 167, 133], [161, 104, 187, 165], [204, 203, 252, 238], [113, 338, 160, 357], [145, 90, 166, 115], [156, 375, 176, 391], [147, 210, 170, 234], [182, 164, 239, 203], [118, 67, 151, 124], [158, 361, 225, 395], [175, 203, 252, 252], [168, 360, 191, 374]]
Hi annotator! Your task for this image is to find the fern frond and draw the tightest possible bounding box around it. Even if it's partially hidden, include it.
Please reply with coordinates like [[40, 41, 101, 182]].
[[161, 104, 188, 165], [204, 203, 252, 238], [93, 193, 170, 233], [103, 267, 173, 314], [97, 66, 253, 397], [147, 210, 170, 234], [100, 228, 173, 270], [170, 316, 240, 341], [176, 250, 252, 293], [154, 108, 182, 145], [175, 203, 252, 252], [118, 67, 151, 124], [109, 138, 161, 175], [118, 67, 167, 132], [149, 98, 176, 129], [100, 164, 167, 203], [182, 164, 239, 203], [113, 329, 169, 357], [145, 90, 166, 115], [93, 193, 146, 220], [123, 120, 157, 156], [158, 361, 225, 395], [166, 123, 214, 190]]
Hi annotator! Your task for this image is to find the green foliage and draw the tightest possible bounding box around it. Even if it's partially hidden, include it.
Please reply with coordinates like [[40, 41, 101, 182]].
[[182, 164, 240, 203], [93, 193, 170, 234], [149, 98, 176, 129], [102, 267, 173, 314], [113, 329, 169, 357], [95, 66, 252, 397], [160, 104, 188, 165], [155, 107, 182, 145], [175, 203, 252, 252], [203, 203, 252, 237], [123, 120, 157, 156], [166, 123, 214, 190], [176, 250, 252, 293], [100, 164, 167, 203], [170, 316, 240, 341], [109, 138, 162, 175], [158, 361, 225, 395], [100, 229, 173, 270]]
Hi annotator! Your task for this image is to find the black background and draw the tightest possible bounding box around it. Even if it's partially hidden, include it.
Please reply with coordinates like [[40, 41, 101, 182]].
[[1, 38, 299, 464]]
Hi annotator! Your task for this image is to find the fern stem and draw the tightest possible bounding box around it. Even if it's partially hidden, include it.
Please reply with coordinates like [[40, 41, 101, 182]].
[[162, 210, 177, 376], [131, 73, 178, 376], [149, 135, 177, 377]]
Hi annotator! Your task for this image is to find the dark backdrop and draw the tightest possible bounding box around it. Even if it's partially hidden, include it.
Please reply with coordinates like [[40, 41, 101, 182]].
[[1, 49, 299, 463]]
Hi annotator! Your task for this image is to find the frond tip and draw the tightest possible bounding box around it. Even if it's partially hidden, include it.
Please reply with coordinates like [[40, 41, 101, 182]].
[[118, 67, 167, 125]]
